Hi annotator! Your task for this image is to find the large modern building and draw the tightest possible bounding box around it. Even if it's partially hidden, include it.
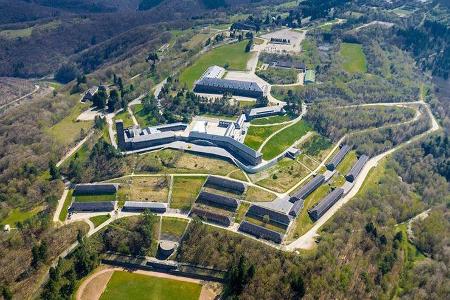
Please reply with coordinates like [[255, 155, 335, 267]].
[[194, 77, 265, 98], [246, 104, 286, 120]]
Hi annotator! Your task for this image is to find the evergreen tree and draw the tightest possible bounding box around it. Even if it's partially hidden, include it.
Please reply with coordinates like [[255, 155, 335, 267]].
[[49, 160, 60, 180]]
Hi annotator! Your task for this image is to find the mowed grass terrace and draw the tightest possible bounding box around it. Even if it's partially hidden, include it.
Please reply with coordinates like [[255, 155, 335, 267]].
[[100, 271, 202, 300], [261, 120, 312, 160], [170, 176, 205, 211], [244, 124, 286, 150], [339, 42, 368, 74], [179, 40, 252, 89]]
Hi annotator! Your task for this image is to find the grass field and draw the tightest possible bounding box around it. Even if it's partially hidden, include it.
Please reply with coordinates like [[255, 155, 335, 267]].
[[289, 184, 331, 239], [1, 206, 44, 225], [245, 216, 286, 234], [179, 40, 252, 89], [336, 150, 357, 175], [114, 109, 134, 128], [89, 214, 110, 227], [137, 149, 239, 176], [270, 85, 303, 102], [244, 186, 276, 202], [244, 124, 286, 150], [47, 101, 93, 146], [301, 134, 332, 157], [115, 176, 169, 202], [100, 271, 202, 300], [228, 169, 248, 181], [250, 115, 292, 125], [170, 176, 205, 211], [340, 43, 368, 74], [131, 104, 159, 127], [74, 193, 116, 202], [254, 158, 310, 193], [59, 190, 73, 221], [261, 120, 312, 160], [160, 217, 189, 239], [235, 202, 250, 223]]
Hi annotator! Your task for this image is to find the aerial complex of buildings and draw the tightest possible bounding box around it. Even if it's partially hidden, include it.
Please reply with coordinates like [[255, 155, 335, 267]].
[[69, 28, 373, 247]]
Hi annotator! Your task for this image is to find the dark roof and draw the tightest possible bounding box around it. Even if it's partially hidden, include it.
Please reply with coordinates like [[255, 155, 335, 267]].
[[345, 155, 369, 182], [206, 176, 246, 194], [289, 199, 305, 217], [290, 174, 325, 203], [68, 201, 115, 212], [246, 205, 291, 228], [326, 144, 351, 171], [271, 60, 306, 70], [190, 207, 231, 227], [74, 183, 118, 195], [197, 191, 239, 211], [195, 77, 263, 93], [238, 221, 283, 244], [122, 201, 167, 213], [308, 188, 344, 221]]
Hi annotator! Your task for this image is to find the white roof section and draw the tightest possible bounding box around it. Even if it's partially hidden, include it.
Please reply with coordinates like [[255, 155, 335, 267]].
[[248, 105, 285, 117], [201, 65, 226, 80]]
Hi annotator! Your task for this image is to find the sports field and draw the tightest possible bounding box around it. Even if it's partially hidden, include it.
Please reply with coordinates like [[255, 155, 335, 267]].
[[339, 43, 367, 73], [179, 40, 252, 89], [99, 271, 202, 300]]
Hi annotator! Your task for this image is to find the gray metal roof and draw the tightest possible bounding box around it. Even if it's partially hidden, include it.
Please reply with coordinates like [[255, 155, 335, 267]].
[[326, 144, 351, 170], [195, 77, 263, 93], [189, 131, 262, 159], [74, 183, 118, 195], [69, 201, 115, 212], [206, 176, 246, 194], [190, 207, 231, 226], [197, 191, 239, 211], [289, 199, 305, 217], [248, 105, 285, 117], [345, 155, 369, 182], [123, 201, 167, 209], [239, 221, 283, 244], [247, 204, 291, 227], [309, 188, 344, 221], [290, 175, 325, 202]]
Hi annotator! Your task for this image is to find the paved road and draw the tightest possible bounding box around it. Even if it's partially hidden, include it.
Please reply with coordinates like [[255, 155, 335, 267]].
[[0, 84, 40, 111], [56, 131, 94, 167], [286, 101, 439, 251]]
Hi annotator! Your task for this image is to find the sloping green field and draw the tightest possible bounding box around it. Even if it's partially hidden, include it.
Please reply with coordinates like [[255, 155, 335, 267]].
[[340, 43, 368, 73], [179, 40, 252, 89]]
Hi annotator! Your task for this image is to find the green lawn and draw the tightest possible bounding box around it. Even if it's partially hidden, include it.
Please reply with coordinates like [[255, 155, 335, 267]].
[[114, 109, 134, 128], [339, 43, 368, 74], [302, 134, 332, 156], [244, 186, 276, 202], [59, 190, 74, 222], [261, 120, 312, 160], [89, 214, 110, 227], [235, 202, 250, 223], [100, 271, 202, 300], [244, 124, 286, 150], [250, 115, 292, 125], [170, 176, 205, 211], [47, 101, 93, 146], [179, 40, 252, 89], [131, 103, 159, 127], [289, 184, 331, 239], [336, 150, 357, 175], [74, 193, 116, 202], [1, 206, 44, 226], [160, 217, 189, 239], [244, 216, 286, 234]]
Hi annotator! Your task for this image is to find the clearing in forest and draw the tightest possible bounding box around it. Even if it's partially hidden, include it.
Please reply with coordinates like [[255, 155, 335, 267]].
[[339, 42, 368, 73]]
